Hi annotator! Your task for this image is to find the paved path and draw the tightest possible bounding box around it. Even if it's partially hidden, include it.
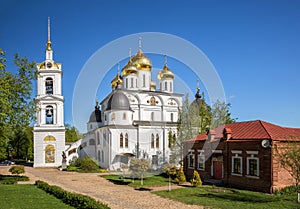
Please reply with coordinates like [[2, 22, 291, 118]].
[[0, 166, 203, 209]]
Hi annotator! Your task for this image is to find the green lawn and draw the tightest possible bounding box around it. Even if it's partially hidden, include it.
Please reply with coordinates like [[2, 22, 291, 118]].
[[0, 184, 73, 209], [154, 186, 300, 209], [101, 174, 175, 187]]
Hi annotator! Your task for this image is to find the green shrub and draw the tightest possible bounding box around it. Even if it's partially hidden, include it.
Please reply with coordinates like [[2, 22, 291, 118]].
[[190, 170, 202, 187], [35, 180, 110, 209], [0, 175, 29, 184], [274, 185, 300, 195], [9, 165, 25, 175], [80, 157, 99, 171], [175, 166, 186, 184]]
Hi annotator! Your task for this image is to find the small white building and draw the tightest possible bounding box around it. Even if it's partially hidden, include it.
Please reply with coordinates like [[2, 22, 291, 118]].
[[79, 46, 183, 170]]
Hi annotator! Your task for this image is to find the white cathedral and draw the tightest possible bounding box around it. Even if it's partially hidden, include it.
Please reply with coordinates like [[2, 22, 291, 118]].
[[33, 20, 182, 169]]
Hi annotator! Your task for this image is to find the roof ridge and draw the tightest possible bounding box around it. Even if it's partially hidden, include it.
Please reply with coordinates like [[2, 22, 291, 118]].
[[259, 120, 275, 139]]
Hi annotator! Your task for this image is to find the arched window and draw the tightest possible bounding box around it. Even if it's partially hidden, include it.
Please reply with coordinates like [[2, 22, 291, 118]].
[[97, 132, 100, 145], [123, 112, 126, 120], [125, 78, 128, 89], [165, 82, 167, 91], [143, 74, 146, 87], [131, 78, 134, 88], [45, 105, 54, 124], [170, 82, 172, 92], [125, 133, 128, 148], [120, 133, 124, 148], [102, 150, 104, 162], [45, 77, 53, 94], [156, 134, 159, 148], [170, 113, 174, 122], [98, 150, 101, 161], [45, 144, 55, 163], [151, 112, 154, 121], [151, 134, 155, 148]]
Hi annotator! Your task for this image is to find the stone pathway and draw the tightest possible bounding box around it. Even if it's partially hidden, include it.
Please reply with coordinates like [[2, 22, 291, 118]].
[[0, 166, 203, 209]]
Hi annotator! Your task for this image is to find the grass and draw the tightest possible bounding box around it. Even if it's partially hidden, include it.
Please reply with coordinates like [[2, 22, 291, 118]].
[[101, 174, 175, 187], [154, 186, 300, 209], [0, 184, 73, 209]]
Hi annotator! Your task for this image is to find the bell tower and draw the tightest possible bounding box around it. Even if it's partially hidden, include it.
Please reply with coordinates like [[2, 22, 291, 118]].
[[33, 18, 65, 167]]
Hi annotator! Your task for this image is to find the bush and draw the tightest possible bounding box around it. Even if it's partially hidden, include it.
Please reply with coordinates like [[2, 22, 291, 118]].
[[0, 175, 29, 184], [175, 166, 186, 184], [35, 180, 110, 209], [190, 170, 202, 187], [9, 165, 25, 175], [66, 156, 99, 172], [274, 185, 300, 195]]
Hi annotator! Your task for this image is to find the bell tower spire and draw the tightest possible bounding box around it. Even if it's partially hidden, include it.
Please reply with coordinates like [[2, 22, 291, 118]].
[[46, 17, 53, 60]]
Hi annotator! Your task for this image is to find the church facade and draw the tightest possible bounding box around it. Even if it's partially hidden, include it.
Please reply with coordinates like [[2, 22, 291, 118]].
[[79, 46, 183, 170]]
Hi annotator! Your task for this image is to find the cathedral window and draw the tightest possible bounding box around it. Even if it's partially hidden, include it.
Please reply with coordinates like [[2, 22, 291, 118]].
[[98, 150, 101, 162], [151, 134, 155, 148], [171, 113, 174, 122], [89, 139, 95, 146], [156, 134, 159, 148], [130, 78, 134, 88], [45, 105, 54, 124], [152, 155, 158, 166], [45, 77, 53, 94], [125, 78, 128, 89], [143, 74, 146, 87], [170, 82, 172, 92], [123, 112, 126, 120], [165, 82, 167, 91], [160, 83, 162, 91], [136, 79, 138, 88], [120, 133, 124, 148], [125, 133, 128, 148], [102, 151, 104, 162]]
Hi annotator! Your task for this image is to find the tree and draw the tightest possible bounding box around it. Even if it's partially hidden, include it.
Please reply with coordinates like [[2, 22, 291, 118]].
[[129, 158, 150, 186], [10, 126, 33, 160], [274, 142, 300, 186], [175, 166, 186, 184], [211, 100, 237, 128], [190, 170, 202, 187], [65, 124, 82, 142], [0, 49, 36, 160]]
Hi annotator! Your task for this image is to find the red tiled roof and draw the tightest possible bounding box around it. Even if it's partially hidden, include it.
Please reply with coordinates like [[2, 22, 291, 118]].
[[186, 120, 300, 142]]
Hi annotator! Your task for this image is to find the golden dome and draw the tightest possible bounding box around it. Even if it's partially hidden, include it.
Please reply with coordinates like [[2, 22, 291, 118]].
[[122, 60, 138, 76], [131, 49, 152, 71], [111, 71, 123, 89], [158, 65, 174, 81], [150, 79, 156, 91]]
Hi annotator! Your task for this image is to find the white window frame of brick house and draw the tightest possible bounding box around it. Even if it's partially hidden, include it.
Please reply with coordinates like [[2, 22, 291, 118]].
[[231, 150, 243, 176], [197, 150, 205, 171], [246, 151, 259, 179], [188, 150, 195, 169]]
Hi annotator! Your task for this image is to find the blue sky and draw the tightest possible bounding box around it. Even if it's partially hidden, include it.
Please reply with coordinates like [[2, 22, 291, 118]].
[[1, 0, 300, 132]]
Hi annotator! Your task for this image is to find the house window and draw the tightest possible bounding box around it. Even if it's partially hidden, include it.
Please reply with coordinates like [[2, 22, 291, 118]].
[[125, 133, 128, 148], [188, 150, 195, 168], [120, 133, 124, 148], [197, 150, 205, 170], [156, 134, 159, 148], [247, 156, 259, 177], [123, 112, 126, 120], [170, 113, 174, 122], [232, 154, 242, 175], [143, 74, 146, 87], [151, 134, 155, 148], [45, 105, 54, 124], [45, 77, 53, 94], [131, 78, 134, 88]]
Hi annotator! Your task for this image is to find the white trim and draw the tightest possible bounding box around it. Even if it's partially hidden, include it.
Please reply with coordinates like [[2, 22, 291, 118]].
[[231, 150, 242, 154], [197, 152, 205, 171], [246, 151, 258, 155], [212, 150, 222, 154]]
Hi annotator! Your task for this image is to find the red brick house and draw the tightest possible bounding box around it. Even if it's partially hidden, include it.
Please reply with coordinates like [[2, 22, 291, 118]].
[[183, 120, 300, 193]]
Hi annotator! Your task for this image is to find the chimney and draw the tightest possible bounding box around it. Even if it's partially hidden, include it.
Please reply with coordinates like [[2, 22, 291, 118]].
[[223, 128, 232, 140], [208, 130, 216, 142]]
